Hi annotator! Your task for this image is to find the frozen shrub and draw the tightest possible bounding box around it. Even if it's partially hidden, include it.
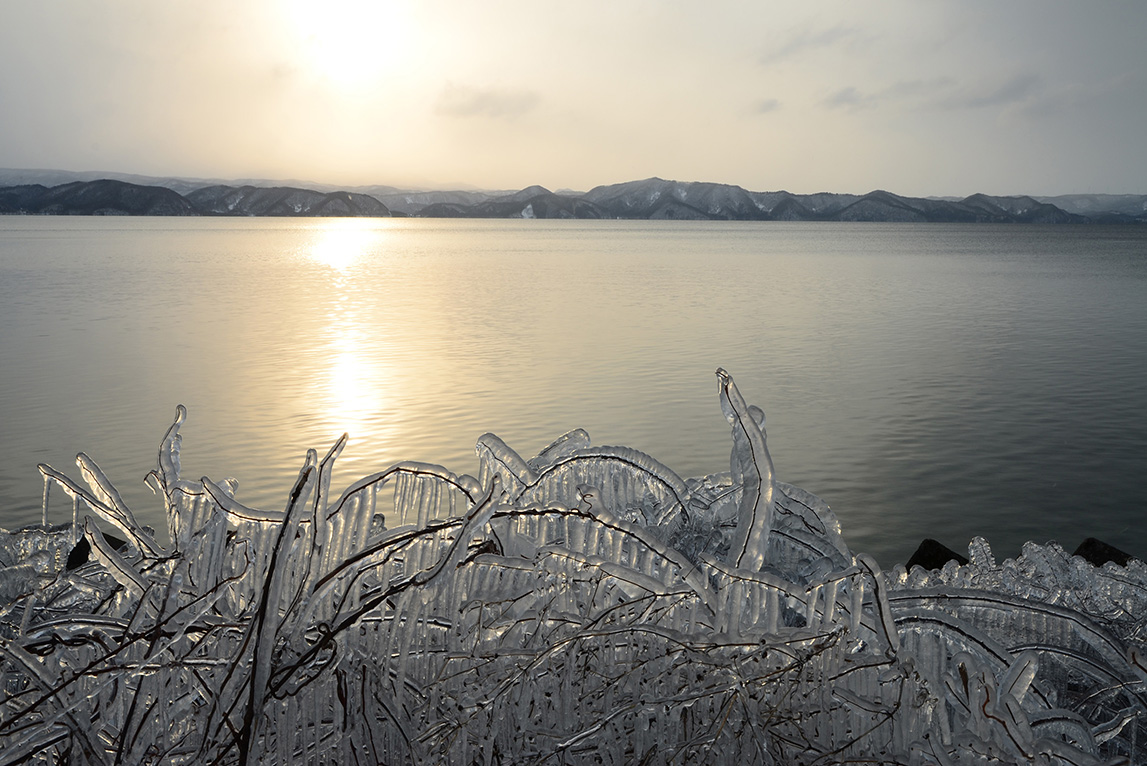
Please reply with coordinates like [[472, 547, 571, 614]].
[[0, 370, 1140, 764]]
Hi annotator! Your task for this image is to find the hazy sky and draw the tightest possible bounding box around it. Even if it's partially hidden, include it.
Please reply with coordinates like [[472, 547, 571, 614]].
[[1, 1, 1145, 196]]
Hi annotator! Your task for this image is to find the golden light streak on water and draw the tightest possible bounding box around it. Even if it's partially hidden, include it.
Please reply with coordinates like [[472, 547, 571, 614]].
[[304, 218, 397, 443]]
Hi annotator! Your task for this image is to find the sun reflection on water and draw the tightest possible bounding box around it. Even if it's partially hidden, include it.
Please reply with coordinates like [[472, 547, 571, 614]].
[[307, 219, 379, 274], [302, 219, 396, 443]]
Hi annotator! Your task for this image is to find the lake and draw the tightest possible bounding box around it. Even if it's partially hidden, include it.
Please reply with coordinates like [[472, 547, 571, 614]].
[[1, 217, 1144, 568]]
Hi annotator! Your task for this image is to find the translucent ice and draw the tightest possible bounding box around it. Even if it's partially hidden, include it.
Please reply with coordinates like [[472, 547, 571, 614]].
[[0, 369, 1141, 765]]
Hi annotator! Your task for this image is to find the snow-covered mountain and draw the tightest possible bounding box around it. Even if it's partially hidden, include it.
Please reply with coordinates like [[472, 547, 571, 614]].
[[0, 179, 197, 216], [416, 179, 1116, 223], [1036, 193, 1147, 221], [186, 185, 390, 217], [403, 179, 1143, 223], [2, 170, 1144, 222], [0, 179, 390, 217]]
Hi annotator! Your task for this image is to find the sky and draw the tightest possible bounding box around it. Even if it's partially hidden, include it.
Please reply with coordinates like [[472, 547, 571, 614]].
[[1, 1, 1145, 197]]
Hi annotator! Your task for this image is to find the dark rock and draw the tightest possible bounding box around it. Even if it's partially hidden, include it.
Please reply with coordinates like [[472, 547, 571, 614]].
[[65, 532, 129, 570], [905, 538, 969, 571], [1072, 537, 1134, 568]]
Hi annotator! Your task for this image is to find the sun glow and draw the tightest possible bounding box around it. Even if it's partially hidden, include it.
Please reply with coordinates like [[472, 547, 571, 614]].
[[307, 219, 378, 272], [285, 0, 414, 91]]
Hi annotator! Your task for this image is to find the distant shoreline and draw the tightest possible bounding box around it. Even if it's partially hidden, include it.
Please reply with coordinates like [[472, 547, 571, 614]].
[[2, 176, 1145, 223]]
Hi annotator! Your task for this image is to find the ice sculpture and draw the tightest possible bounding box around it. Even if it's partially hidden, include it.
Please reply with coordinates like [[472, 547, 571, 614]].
[[1, 369, 1143, 765]]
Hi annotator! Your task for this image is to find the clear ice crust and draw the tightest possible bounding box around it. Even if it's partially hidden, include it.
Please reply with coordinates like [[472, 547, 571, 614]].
[[1, 369, 1145, 764]]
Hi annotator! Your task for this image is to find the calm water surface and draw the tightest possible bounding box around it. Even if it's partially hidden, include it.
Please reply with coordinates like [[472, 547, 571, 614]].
[[1, 217, 1144, 567]]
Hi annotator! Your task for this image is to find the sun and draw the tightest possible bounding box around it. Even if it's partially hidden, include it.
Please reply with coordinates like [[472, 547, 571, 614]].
[[284, 0, 414, 91]]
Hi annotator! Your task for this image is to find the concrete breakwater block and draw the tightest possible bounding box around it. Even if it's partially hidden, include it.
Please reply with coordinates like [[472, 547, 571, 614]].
[[1072, 536, 1135, 567]]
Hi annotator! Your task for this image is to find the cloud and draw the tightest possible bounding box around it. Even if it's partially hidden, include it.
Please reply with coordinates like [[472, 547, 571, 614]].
[[751, 98, 781, 114], [823, 86, 872, 111], [435, 84, 541, 120], [884, 78, 955, 101], [820, 78, 955, 112], [936, 73, 1043, 111], [758, 25, 860, 66]]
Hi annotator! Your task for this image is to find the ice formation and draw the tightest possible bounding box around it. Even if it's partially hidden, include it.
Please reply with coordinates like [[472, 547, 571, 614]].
[[1, 369, 1144, 764]]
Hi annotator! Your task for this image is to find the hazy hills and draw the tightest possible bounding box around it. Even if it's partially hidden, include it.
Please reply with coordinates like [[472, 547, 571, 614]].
[[1, 169, 1144, 223], [186, 185, 390, 217], [0, 181, 391, 218]]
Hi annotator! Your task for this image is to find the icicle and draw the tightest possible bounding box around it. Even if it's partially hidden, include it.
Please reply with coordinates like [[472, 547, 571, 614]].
[[37, 462, 156, 555], [856, 554, 899, 655], [528, 428, 592, 471], [475, 433, 537, 497], [40, 475, 49, 528], [201, 477, 285, 524], [716, 368, 774, 572], [76, 453, 161, 557], [81, 516, 146, 600], [157, 404, 186, 487]]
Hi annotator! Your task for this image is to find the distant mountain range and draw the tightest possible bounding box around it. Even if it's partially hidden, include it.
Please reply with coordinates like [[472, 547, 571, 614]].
[[0, 180, 390, 218], [1, 169, 1144, 223]]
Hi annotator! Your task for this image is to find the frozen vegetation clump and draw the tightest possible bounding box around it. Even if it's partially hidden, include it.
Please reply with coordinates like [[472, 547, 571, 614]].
[[1, 369, 1145, 764]]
